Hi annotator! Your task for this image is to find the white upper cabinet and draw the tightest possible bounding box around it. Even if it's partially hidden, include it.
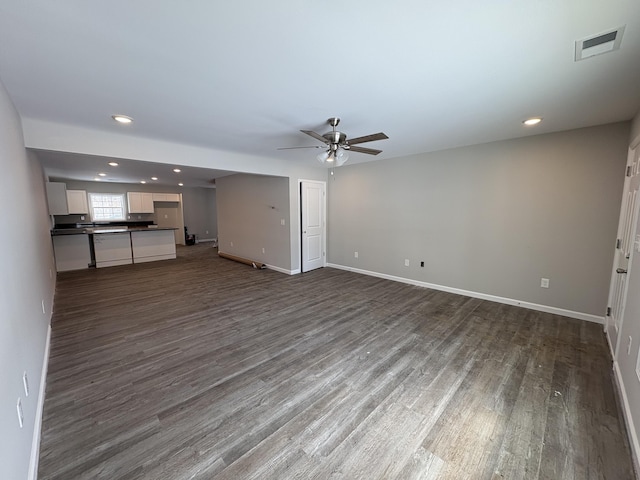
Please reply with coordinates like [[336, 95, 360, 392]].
[[66, 190, 89, 214], [45, 182, 69, 215], [152, 193, 180, 202], [127, 192, 155, 213]]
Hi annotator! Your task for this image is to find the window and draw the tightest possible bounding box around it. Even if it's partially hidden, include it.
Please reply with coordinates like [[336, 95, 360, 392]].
[[88, 193, 126, 221]]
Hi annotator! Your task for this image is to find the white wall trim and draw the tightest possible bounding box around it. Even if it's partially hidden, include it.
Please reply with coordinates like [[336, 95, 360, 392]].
[[28, 323, 51, 480], [613, 360, 640, 478], [196, 238, 216, 243], [266, 264, 299, 276], [327, 263, 603, 324], [606, 328, 618, 359]]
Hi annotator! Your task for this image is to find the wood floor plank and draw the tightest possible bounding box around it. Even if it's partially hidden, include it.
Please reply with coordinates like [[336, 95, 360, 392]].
[[37, 244, 637, 479]]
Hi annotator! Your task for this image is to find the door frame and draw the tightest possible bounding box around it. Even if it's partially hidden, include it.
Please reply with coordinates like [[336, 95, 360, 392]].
[[606, 144, 640, 357], [299, 179, 327, 273]]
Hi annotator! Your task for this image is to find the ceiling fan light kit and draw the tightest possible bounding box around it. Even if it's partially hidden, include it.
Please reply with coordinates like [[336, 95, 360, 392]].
[[280, 117, 388, 168]]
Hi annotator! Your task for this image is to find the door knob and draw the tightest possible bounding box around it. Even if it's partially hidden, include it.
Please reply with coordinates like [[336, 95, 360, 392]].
[[616, 268, 628, 274]]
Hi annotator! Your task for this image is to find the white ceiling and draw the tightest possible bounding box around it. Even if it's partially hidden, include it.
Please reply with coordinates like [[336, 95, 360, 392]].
[[1, 1, 639, 185]]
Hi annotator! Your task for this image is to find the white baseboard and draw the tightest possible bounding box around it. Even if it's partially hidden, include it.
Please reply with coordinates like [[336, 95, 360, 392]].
[[606, 326, 617, 358], [196, 238, 216, 243], [28, 323, 51, 480], [613, 361, 640, 478], [326, 263, 603, 324], [266, 264, 299, 275]]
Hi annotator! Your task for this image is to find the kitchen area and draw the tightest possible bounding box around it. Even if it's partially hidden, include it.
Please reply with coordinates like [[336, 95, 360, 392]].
[[47, 182, 183, 272]]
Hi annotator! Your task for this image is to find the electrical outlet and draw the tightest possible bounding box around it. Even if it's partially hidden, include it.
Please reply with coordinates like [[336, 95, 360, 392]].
[[16, 398, 23, 428], [404, 259, 410, 267], [354, 251, 358, 258], [230, 241, 234, 247], [540, 278, 550, 288], [628, 336, 633, 355], [280, 219, 285, 226], [80, 215, 85, 220], [262, 247, 265, 254], [23, 372, 29, 397], [205, 230, 209, 234]]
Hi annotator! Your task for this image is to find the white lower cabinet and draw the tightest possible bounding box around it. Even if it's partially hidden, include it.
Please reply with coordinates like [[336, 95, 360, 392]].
[[131, 230, 176, 263], [93, 233, 133, 268], [52, 235, 91, 272]]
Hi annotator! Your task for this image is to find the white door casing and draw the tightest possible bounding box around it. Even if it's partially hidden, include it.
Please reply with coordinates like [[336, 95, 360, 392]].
[[606, 145, 640, 355], [301, 180, 326, 272]]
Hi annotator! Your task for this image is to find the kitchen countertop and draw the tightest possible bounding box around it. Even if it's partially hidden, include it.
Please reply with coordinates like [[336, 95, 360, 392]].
[[51, 226, 177, 236]]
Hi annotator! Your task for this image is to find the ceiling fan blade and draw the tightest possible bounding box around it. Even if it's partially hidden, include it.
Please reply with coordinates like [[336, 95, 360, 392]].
[[277, 145, 323, 150], [347, 132, 389, 145], [349, 145, 383, 155], [300, 130, 329, 144]]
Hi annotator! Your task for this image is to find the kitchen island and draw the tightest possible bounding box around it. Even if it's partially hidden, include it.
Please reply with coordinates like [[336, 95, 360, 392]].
[[51, 226, 177, 271]]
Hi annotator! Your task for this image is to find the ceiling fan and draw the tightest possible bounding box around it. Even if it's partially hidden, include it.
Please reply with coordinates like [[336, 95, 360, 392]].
[[279, 117, 389, 167]]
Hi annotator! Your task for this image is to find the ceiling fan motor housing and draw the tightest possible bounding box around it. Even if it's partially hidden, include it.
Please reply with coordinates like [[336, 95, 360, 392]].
[[323, 131, 347, 145]]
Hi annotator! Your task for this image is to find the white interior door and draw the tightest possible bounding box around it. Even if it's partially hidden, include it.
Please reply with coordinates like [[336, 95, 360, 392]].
[[606, 145, 640, 353], [301, 180, 326, 272]]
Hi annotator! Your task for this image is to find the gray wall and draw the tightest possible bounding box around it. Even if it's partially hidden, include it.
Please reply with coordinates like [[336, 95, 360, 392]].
[[51, 179, 217, 240], [0, 78, 56, 479], [216, 174, 291, 271], [328, 122, 629, 318], [181, 188, 217, 241]]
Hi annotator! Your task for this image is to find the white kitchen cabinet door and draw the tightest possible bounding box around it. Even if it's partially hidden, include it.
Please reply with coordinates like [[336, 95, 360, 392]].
[[153, 193, 180, 202], [127, 192, 154, 213], [46, 182, 69, 215], [66, 190, 89, 214], [93, 233, 133, 267], [52, 235, 91, 271], [131, 230, 176, 263]]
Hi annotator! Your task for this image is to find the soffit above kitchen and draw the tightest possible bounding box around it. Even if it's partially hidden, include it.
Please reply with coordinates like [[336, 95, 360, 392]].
[[36, 150, 235, 188]]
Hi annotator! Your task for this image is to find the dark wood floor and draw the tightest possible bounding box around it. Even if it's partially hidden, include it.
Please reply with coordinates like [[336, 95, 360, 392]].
[[38, 243, 636, 479]]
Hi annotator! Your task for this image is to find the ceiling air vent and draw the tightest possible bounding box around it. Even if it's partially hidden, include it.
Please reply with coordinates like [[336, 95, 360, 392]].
[[575, 26, 625, 61]]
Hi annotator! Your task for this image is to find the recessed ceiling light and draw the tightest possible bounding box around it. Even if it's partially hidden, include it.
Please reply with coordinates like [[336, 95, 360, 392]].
[[173, 168, 181, 173], [140, 180, 146, 184], [151, 177, 158, 181], [178, 183, 184, 186], [523, 117, 542, 126], [112, 115, 133, 124], [108, 162, 119, 167], [98, 173, 107, 177]]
